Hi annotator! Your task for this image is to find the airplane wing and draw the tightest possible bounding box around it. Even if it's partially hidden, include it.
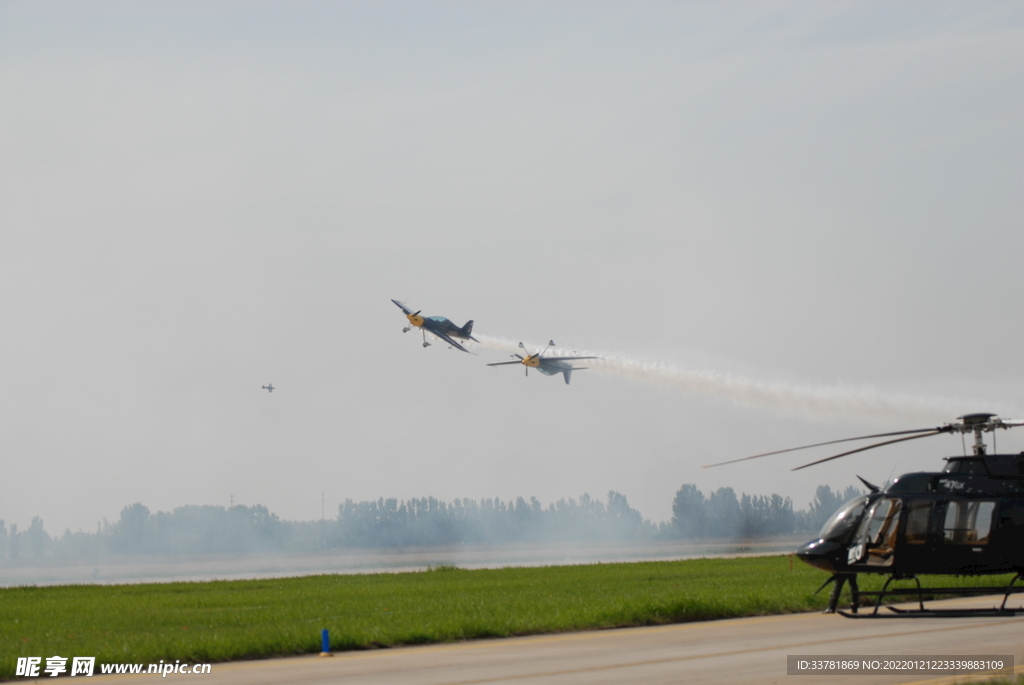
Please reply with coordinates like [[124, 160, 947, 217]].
[[391, 299, 413, 315], [542, 356, 599, 362], [426, 326, 470, 353]]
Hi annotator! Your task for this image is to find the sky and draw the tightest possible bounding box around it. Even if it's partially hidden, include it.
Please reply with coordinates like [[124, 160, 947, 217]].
[[2, 1, 1023, 536]]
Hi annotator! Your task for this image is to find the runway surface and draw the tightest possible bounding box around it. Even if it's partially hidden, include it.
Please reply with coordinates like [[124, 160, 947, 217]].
[[91, 596, 1023, 685]]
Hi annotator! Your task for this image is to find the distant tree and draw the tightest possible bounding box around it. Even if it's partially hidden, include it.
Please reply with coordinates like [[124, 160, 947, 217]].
[[767, 493, 796, 536], [739, 494, 757, 537], [24, 517, 50, 558], [707, 487, 741, 538], [8, 523, 18, 560], [115, 503, 151, 553], [671, 484, 706, 538], [606, 491, 645, 539], [56, 528, 102, 558], [803, 485, 863, 533]]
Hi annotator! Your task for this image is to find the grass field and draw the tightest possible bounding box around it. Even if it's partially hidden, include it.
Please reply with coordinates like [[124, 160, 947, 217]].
[[0, 556, 1017, 679]]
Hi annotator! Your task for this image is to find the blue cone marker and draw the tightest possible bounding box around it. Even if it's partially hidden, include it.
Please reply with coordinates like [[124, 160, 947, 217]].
[[320, 629, 332, 657]]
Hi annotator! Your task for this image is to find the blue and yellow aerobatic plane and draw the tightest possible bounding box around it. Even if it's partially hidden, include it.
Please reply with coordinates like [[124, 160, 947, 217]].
[[392, 299, 478, 353], [488, 341, 598, 385]]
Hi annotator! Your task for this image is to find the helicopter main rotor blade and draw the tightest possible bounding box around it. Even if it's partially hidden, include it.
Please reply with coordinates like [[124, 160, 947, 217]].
[[702, 427, 944, 468], [791, 430, 945, 471]]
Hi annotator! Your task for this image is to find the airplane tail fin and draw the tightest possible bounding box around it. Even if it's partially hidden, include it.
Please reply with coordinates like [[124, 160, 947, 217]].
[[562, 368, 588, 384], [461, 320, 477, 340]]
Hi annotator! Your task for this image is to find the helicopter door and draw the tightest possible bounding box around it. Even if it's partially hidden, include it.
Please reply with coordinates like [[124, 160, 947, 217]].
[[848, 497, 901, 567], [894, 499, 935, 574]]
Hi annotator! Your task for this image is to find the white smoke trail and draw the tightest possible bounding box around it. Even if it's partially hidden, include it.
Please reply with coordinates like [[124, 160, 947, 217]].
[[476, 335, 1012, 424]]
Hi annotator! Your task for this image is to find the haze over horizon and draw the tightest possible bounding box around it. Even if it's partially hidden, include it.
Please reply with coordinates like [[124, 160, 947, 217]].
[[2, 1, 1022, 536]]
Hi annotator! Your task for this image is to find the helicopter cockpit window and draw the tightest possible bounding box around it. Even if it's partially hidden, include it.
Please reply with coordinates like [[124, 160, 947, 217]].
[[904, 500, 933, 545], [817, 495, 869, 541], [942, 500, 996, 545]]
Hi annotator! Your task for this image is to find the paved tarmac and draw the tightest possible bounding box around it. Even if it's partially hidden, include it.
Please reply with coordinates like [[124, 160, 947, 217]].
[[90, 596, 1024, 685]]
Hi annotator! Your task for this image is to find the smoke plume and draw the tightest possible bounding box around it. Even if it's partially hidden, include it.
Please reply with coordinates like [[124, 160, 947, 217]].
[[477, 335, 1012, 423]]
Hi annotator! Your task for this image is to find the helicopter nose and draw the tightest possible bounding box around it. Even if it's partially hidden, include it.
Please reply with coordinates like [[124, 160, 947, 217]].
[[795, 539, 844, 573]]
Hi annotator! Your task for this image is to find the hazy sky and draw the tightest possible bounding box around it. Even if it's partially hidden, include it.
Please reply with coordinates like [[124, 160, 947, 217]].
[[2, 1, 1023, 535]]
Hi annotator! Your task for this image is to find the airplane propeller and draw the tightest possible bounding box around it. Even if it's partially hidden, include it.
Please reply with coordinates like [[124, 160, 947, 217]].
[[488, 344, 539, 375]]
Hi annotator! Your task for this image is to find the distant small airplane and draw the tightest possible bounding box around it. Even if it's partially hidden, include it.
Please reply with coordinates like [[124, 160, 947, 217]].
[[262, 384, 275, 393], [391, 299, 478, 353], [488, 341, 598, 385]]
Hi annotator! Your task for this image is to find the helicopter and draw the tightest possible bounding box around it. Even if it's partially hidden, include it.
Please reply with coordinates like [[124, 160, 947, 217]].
[[487, 341, 598, 385], [706, 413, 1024, 617]]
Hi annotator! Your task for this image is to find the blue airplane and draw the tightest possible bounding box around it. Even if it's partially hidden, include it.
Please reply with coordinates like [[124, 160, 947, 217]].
[[392, 299, 478, 353]]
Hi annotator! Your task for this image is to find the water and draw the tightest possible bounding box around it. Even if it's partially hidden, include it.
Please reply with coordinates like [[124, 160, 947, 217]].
[[0, 537, 807, 587]]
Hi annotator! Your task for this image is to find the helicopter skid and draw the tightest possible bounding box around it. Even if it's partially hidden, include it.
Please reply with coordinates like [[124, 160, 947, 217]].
[[838, 574, 1024, 618], [841, 606, 1021, 618]]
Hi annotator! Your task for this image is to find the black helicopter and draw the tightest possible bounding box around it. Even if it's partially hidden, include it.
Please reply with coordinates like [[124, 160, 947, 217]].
[[707, 413, 1024, 617]]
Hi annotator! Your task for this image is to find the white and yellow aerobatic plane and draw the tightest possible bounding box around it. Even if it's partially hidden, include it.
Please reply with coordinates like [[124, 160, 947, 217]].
[[488, 341, 598, 385], [392, 299, 478, 353]]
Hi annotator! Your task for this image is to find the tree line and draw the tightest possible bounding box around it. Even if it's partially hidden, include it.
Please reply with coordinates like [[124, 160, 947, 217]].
[[670, 483, 862, 539], [0, 484, 862, 560]]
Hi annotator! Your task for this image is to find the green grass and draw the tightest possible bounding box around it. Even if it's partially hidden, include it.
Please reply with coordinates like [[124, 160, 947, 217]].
[[0, 556, 1017, 679]]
